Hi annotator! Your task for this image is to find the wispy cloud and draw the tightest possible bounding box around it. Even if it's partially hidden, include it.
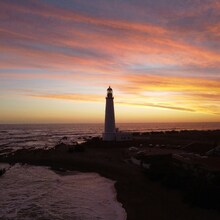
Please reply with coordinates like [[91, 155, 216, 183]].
[[29, 93, 102, 102], [117, 101, 196, 112]]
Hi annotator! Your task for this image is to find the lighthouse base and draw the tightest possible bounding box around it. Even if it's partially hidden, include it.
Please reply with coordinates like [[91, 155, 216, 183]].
[[102, 132, 116, 141]]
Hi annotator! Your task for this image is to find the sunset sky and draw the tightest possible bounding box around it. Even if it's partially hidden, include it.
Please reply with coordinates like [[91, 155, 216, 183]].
[[1, 0, 220, 123]]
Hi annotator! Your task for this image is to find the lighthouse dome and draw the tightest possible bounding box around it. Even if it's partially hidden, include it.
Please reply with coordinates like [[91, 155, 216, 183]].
[[107, 86, 113, 98], [107, 86, 112, 91]]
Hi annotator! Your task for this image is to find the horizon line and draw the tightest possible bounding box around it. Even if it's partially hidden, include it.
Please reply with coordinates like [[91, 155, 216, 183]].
[[1, 121, 220, 125]]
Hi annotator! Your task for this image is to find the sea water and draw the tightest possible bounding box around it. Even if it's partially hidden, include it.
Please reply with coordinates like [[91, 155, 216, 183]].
[[0, 122, 220, 155], [0, 164, 126, 220]]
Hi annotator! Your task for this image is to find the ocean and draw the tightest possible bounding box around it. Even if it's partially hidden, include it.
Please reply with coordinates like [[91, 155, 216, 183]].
[[0, 122, 220, 219]]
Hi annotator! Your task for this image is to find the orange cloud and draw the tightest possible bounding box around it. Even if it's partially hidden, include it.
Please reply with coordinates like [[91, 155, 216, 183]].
[[1, 1, 220, 70], [117, 74, 220, 93], [117, 101, 195, 112]]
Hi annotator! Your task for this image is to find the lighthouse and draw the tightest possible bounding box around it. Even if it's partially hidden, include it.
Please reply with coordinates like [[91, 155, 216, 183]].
[[102, 86, 116, 141]]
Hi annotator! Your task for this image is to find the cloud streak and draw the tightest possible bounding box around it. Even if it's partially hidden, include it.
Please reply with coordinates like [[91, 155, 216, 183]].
[[117, 101, 196, 112], [29, 93, 103, 102]]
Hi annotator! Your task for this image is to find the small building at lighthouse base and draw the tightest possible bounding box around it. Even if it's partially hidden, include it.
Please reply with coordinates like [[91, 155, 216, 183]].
[[115, 130, 133, 141], [102, 132, 116, 141], [102, 129, 133, 142]]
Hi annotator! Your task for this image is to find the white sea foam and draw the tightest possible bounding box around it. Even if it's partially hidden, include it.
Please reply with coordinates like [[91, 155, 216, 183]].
[[0, 164, 126, 220]]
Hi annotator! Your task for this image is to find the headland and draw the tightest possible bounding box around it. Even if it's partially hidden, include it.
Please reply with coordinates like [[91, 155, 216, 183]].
[[1, 130, 220, 220]]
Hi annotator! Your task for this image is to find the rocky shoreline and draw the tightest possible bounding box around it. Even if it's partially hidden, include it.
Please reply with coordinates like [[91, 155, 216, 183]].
[[1, 131, 220, 220]]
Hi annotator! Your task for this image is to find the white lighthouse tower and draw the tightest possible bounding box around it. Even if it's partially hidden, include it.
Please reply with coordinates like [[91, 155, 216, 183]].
[[102, 86, 116, 141]]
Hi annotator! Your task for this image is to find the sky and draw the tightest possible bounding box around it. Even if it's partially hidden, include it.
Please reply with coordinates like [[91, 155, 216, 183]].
[[0, 0, 220, 123]]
